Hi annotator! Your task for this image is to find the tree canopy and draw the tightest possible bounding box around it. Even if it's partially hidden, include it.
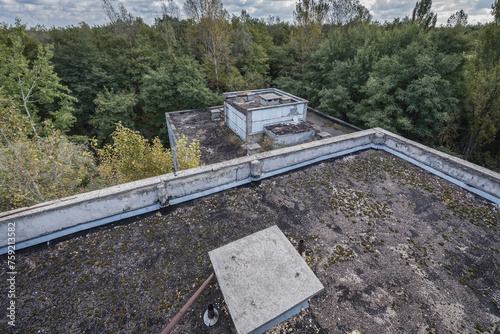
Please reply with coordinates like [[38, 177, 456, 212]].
[[1, 1, 500, 210]]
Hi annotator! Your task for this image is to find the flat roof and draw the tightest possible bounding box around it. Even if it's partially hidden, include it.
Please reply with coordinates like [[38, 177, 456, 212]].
[[167, 108, 247, 165], [10, 149, 500, 333], [224, 88, 307, 114], [166, 107, 359, 164]]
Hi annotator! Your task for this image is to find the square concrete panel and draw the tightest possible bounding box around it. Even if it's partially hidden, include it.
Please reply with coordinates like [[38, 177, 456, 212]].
[[209, 225, 324, 334]]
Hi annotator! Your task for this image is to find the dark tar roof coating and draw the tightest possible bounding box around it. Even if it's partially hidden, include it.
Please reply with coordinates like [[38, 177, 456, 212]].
[[2, 150, 499, 333]]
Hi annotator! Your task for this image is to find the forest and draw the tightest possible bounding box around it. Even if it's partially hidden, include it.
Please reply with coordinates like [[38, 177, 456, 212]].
[[1, 0, 499, 211]]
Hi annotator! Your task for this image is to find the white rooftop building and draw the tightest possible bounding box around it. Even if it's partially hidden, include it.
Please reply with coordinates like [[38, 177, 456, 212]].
[[223, 88, 309, 143]]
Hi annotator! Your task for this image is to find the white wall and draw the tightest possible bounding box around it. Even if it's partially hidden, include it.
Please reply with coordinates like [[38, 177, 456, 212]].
[[226, 104, 247, 141], [250, 102, 307, 134]]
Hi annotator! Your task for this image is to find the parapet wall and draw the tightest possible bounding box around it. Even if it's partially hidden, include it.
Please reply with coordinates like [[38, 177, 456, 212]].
[[1, 128, 499, 254]]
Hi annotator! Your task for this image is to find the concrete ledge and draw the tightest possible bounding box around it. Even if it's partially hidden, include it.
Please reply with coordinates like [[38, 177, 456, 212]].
[[263, 122, 315, 148], [1, 128, 499, 252], [374, 128, 500, 199]]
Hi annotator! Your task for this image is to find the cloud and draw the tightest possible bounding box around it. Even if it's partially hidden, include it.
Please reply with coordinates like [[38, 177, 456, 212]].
[[359, 0, 494, 25], [0, 0, 494, 28], [360, 0, 414, 22], [223, 0, 296, 22]]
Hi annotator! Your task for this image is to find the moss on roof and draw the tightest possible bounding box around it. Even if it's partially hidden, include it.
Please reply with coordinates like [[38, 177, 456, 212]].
[[2, 150, 499, 333]]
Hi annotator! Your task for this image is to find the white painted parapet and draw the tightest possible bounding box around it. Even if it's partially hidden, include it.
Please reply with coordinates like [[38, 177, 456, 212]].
[[1, 128, 499, 254]]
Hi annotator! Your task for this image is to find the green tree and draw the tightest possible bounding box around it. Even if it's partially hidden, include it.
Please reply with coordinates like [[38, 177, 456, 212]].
[[242, 42, 270, 75], [139, 55, 221, 139], [91, 88, 137, 144], [266, 15, 292, 46], [492, 0, 500, 24], [101, 0, 141, 44], [92, 123, 201, 185], [447, 10, 468, 27], [450, 24, 500, 159], [411, 0, 437, 31], [230, 18, 253, 69], [184, 0, 231, 93], [461, 65, 500, 158], [310, 24, 463, 142], [292, 0, 329, 63], [48, 24, 116, 137], [0, 31, 77, 134], [326, 0, 371, 26]]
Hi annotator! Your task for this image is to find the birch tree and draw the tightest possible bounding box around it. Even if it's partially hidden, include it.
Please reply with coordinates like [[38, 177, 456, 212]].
[[184, 0, 230, 93], [292, 0, 329, 64], [0, 35, 77, 134]]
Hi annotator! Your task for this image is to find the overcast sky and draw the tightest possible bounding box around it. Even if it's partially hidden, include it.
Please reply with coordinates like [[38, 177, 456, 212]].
[[0, 0, 494, 29]]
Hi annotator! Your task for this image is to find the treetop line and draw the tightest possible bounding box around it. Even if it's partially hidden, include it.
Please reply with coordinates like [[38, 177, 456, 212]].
[[1, 0, 499, 211]]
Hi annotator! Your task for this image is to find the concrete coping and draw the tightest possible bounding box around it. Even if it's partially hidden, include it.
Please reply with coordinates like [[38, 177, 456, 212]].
[[2, 128, 500, 253], [3, 127, 500, 221]]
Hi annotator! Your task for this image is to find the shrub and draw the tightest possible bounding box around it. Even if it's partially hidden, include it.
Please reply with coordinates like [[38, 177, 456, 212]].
[[92, 123, 202, 186], [0, 93, 95, 211]]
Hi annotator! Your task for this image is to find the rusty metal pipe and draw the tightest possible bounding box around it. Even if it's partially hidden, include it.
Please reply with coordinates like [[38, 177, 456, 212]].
[[160, 272, 215, 334]]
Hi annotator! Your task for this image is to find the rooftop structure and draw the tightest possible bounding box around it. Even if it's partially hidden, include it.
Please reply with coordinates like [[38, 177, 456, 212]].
[[223, 88, 309, 144], [165, 108, 247, 166], [165, 105, 360, 165]]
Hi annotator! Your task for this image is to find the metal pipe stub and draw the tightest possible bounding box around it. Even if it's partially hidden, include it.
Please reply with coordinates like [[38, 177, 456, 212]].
[[204, 303, 219, 326], [297, 239, 305, 256]]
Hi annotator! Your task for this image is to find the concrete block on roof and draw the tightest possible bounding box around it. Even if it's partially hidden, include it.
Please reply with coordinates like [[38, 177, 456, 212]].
[[211, 108, 222, 121], [264, 121, 315, 148], [209, 225, 324, 334], [247, 143, 261, 156], [317, 131, 332, 140]]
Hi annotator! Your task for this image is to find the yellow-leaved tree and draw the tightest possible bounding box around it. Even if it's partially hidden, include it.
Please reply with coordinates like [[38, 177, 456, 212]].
[[92, 123, 202, 186], [0, 91, 95, 211]]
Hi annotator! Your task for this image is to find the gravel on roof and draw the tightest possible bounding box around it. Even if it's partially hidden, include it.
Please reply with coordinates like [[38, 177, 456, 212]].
[[266, 121, 315, 135]]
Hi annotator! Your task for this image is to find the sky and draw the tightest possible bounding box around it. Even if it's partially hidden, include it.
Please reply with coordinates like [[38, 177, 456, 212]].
[[0, 0, 495, 29]]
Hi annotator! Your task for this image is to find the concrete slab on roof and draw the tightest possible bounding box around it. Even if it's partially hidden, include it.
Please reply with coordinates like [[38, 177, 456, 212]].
[[259, 93, 282, 100], [209, 225, 324, 334]]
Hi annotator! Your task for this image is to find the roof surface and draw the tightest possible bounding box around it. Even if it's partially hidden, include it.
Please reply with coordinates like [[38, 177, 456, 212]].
[[265, 120, 315, 135], [168, 109, 247, 165], [167, 108, 358, 165], [3, 149, 499, 333]]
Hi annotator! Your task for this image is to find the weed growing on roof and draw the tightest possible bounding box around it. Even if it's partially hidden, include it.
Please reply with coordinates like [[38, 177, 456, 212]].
[[324, 244, 355, 269]]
